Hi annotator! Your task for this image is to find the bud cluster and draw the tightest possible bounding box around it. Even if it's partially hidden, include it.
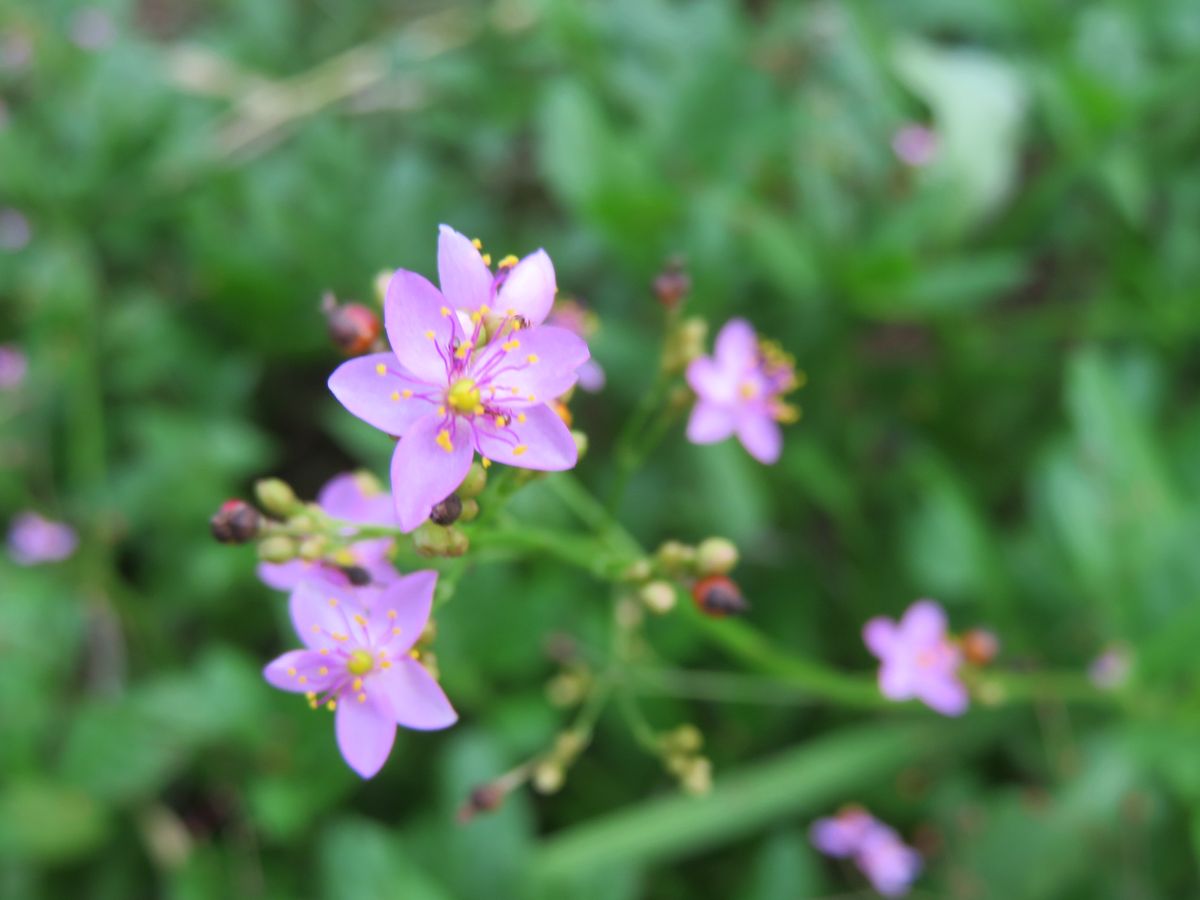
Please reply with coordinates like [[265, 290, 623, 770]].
[[659, 724, 712, 796], [621, 536, 748, 619]]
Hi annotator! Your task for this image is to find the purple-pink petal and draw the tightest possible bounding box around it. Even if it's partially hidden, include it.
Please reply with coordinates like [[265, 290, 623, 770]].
[[367, 570, 437, 655], [577, 359, 605, 392], [335, 698, 397, 779], [496, 248, 556, 326], [862, 618, 897, 658], [687, 356, 736, 405], [686, 401, 736, 444], [263, 649, 338, 694], [289, 579, 364, 650], [473, 403, 577, 471], [389, 413, 475, 532], [328, 353, 437, 437], [899, 600, 948, 644], [318, 472, 398, 528], [714, 318, 758, 368], [374, 657, 458, 730], [437, 224, 493, 312], [475, 325, 588, 405], [917, 675, 968, 717], [735, 413, 782, 464], [384, 269, 457, 382], [7, 513, 78, 565]]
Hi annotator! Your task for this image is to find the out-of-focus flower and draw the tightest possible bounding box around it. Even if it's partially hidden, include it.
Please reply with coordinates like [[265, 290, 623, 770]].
[[1089, 644, 1131, 690], [811, 807, 922, 897], [863, 599, 968, 716], [653, 256, 691, 309], [8, 512, 78, 565], [69, 8, 117, 51], [0, 208, 31, 251], [258, 472, 398, 591], [0, 344, 27, 389], [0, 31, 33, 72], [329, 226, 588, 532], [685, 318, 800, 464], [547, 299, 604, 392], [263, 573, 457, 778], [892, 124, 938, 167], [960, 628, 1000, 666]]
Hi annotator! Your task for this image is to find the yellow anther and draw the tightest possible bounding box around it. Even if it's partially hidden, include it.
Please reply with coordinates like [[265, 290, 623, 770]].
[[527, 393, 536, 402], [375, 363, 387, 375], [353, 613, 368, 627], [327, 700, 337, 711], [495, 416, 507, 428], [305, 691, 316, 701], [318, 666, 329, 676], [479, 304, 491, 315], [455, 341, 472, 359], [517, 413, 527, 424], [481, 457, 492, 468], [498, 254, 519, 269], [424, 329, 435, 340], [357, 692, 368, 704], [435, 429, 454, 453], [447, 378, 481, 413], [739, 382, 759, 400], [502, 340, 520, 352], [392, 626, 403, 636], [473, 404, 484, 415], [402, 388, 413, 398], [471, 237, 483, 250], [526, 354, 539, 364], [440, 306, 451, 317], [409, 649, 420, 659], [308, 698, 318, 709], [482, 253, 492, 266], [319, 648, 330, 656], [311, 624, 321, 634], [438, 405, 447, 416], [333, 549, 355, 566], [328, 597, 338, 607], [510, 386, 520, 395], [287, 667, 297, 677], [387, 609, 398, 620], [381, 660, 393, 670], [332, 632, 349, 642], [513, 445, 528, 456], [471, 311, 482, 324], [298, 675, 308, 685], [352, 678, 363, 692], [391, 391, 400, 401]]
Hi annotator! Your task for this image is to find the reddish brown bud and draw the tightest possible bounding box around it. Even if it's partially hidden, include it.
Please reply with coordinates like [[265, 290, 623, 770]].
[[653, 256, 691, 308], [457, 783, 506, 824], [326, 300, 380, 355], [430, 493, 463, 526], [961, 629, 999, 666], [691, 575, 749, 618], [210, 499, 261, 544]]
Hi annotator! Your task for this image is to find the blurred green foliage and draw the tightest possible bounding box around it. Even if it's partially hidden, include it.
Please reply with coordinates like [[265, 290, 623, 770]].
[[2, 0, 1200, 897]]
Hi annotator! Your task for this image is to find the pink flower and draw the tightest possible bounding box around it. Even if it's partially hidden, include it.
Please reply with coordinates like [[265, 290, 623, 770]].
[[258, 472, 399, 592], [329, 225, 588, 531], [1088, 644, 1131, 690], [863, 600, 968, 716], [892, 124, 938, 167], [685, 318, 799, 464], [0, 344, 27, 389], [811, 807, 922, 897], [546, 299, 604, 392], [264, 573, 457, 778], [7, 512, 78, 565]]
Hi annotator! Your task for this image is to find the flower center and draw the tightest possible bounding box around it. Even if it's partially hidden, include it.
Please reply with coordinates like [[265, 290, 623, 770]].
[[447, 377, 481, 413], [347, 649, 374, 675]]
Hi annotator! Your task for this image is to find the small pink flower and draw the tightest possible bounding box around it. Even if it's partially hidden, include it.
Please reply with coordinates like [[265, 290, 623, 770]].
[[329, 225, 589, 531], [8, 512, 78, 565], [685, 318, 799, 464], [0, 344, 27, 389], [892, 124, 938, 167], [863, 600, 968, 716], [811, 807, 922, 897], [1088, 644, 1131, 690], [258, 473, 399, 592], [264, 573, 457, 778]]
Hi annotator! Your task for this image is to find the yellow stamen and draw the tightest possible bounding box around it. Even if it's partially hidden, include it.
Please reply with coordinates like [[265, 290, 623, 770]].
[[481, 457, 492, 468], [517, 413, 527, 424], [435, 429, 454, 453], [527, 354, 539, 364], [327, 597, 338, 607], [390, 391, 400, 401], [352, 678, 363, 692], [375, 363, 387, 375], [495, 415, 507, 428], [357, 692, 368, 704], [447, 378, 481, 413], [327, 700, 337, 711], [287, 667, 297, 677], [471, 237, 483, 250], [502, 339, 519, 352], [298, 675, 308, 685], [482, 253, 492, 266], [387, 609, 398, 620], [424, 329, 435, 340], [318, 666, 329, 676], [513, 445, 528, 456], [440, 306, 451, 317], [498, 254, 519, 269]]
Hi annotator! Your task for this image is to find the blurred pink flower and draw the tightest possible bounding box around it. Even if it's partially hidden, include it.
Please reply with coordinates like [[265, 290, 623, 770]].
[[811, 807, 922, 897], [258, 472, 399, 592], [8, 512, 78, 565], [264, 574, 456, 778], [1088, 644, 1131, 690], [0, 344, 27, 389], [329, 225, 588, 531], [685, 318, 799, 464], [863, 599, 968, 716], [892, 124, 938, 167]]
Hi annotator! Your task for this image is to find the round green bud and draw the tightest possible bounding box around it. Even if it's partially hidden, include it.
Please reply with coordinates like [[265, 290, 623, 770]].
[[257, 535, 297, 563], [532, 761, 564, 795], [458, 463, 488, 499], [571, 429, 589, 459], [696, 537, 739, 576], [655, 540, 695, 574], [255, 478, 300, 518], [297, 536, 328, 561], [458, 498, 480, 523], [639, 580, 677, 614], [412, 522, 453, 557]]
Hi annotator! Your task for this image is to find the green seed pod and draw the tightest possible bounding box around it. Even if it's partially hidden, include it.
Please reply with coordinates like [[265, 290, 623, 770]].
[[696, 537, 739, 576], [255, 478, 300, 518], [257, 535, 297, 563], [458, 463, 488, 499]]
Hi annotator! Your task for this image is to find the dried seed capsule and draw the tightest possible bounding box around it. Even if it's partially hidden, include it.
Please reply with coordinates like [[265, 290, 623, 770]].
[[326, 301, 381, 356], [691, 575, 749, 618], [210, 499, 261, 544], [430, 493, 463, 526]]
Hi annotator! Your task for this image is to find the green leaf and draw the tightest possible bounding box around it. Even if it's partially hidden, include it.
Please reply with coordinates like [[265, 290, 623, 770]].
[[319, 817, 451, 900], [0, 780, 109, 863]]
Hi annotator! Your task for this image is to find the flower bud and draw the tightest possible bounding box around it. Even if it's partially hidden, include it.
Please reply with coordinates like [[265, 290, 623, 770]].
[[680, 756, 712, 796], [691, 575, 749, 618], [615, 597, 644, 629], [639, 580, 677, 614], [340, 565, 371, 586], [664, 724, 703, 754], [412, 521, 453, 557], [445, 527, 469, 557], [257, 535, 296, 564], [571, 429, 588, 460], [210, 499, 261, 544], [961, 629, 1000, 667], [662, 317, 708, 375], [373, 269, 393, 305], [297, 535, 328, 561], [325, 302, 381, 356], [254, 478, 300, 519], [430, 493, 463, 526], [621, 559, 653, 583], [653, 256, 691, 309], [458, 498, 480, 523], [546, 672, 588, 707], [458, 463, 488, 499], [696, 537, 738, 576], [532, 761, 564, 794], [655, 540, 695, 575], [458, 783, 506, 824]]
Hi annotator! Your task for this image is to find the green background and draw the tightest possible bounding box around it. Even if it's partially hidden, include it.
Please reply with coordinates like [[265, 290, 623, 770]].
[[3, 0, 1200, 896]]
